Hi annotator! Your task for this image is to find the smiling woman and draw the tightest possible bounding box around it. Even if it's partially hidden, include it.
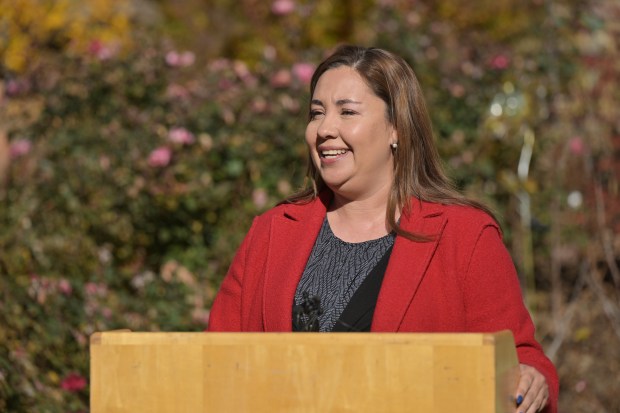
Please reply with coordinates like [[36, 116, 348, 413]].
[[207, 45, 559, 413], [305, 66, 397, 226]]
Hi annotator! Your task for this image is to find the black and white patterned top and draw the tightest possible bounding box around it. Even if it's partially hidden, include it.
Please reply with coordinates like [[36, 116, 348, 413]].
[[294, 217, 396, 332]]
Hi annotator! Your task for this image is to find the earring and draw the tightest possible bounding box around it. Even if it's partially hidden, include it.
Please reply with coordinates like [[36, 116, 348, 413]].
[[390, 142, 398, 150]]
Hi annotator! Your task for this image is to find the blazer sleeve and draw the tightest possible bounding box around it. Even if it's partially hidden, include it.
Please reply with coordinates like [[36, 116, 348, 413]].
[[463, 225, 559, 413], [207, 218, 257, 332]]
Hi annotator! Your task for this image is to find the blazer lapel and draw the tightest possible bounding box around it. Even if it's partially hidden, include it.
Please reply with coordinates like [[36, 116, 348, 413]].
[[262, 193, 330, 331], [372, 201, 447, 332]]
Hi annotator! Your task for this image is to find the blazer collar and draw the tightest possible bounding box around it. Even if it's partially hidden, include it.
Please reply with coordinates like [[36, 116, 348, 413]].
[[371, 199, 447, 332]]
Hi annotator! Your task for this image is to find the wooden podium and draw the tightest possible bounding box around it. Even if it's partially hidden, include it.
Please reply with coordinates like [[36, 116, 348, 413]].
[[90, 330, 519, 412]]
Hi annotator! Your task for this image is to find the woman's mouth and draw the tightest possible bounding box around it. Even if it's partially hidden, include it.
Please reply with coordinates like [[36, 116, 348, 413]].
[[320, 149, 349, 159]]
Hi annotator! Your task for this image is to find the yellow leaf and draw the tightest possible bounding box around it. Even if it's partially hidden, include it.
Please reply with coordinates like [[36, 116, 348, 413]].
[[523, 179, 539, 194], [4, 34, 29, 72], [43, 8, 67, 32], [48, 371, 60, 384], [573, 327, 591, 342]]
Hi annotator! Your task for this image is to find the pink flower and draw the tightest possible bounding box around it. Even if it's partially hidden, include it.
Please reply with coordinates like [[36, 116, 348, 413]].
[[449, 83, 465, 98], [88, 40, 103, 55], [179, 51, 195, 66], [568, 136, 585, 155], [168, 127, 195, 145], [28, 275, 55, 304], [88, 40, 116, 60], [166, 51, 195, 67], [217, 78, 235, 91], [5, 79, 27, 96], [234, 61, 257, 86], [233, 61, 251, 79], [61, 373, 87, 392], [271, 0, 295, 15], [58, 278, 72, 295], [251, 97, 268, 113], [575, 380, 587, 393], [101, 307, 113, 319], [208, 58, 231, 71], [166, 51, 181, 66], [292, 63, 315, 85], [252, 188, 268, 209], [84, 281, 108, 297], [9, 139, 32, 159], [5, 80, 19, 96], [99, 155, 111, 171], [270, 69, 292, 88], [166, 84, 190, 100], [148, 146, 172, 168], [490, 54, 510, 70], [84, 282, 98, 296]]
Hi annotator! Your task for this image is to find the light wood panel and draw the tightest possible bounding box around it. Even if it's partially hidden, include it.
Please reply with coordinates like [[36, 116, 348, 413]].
[[90, 331, 519, 413]]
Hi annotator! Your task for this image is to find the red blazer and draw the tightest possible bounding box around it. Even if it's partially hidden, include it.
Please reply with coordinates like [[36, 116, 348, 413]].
[[208, 192, 559, 412]]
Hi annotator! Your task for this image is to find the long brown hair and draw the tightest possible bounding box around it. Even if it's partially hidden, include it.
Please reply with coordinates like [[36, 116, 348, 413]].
[[285, 45, 496, 241]]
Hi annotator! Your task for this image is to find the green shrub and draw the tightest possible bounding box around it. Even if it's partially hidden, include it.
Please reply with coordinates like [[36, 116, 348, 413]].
[[0, 31, 314, 411]]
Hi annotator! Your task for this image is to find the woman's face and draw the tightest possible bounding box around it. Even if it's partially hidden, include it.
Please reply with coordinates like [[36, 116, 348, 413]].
[[306, 66, 397, 200]]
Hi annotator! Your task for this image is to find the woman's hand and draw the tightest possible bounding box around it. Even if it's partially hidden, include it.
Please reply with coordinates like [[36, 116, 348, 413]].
[[514, 363, 549, 412]]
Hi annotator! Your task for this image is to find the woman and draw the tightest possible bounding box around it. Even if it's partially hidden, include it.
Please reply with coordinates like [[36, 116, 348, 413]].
[[208, 45, 558, 413]]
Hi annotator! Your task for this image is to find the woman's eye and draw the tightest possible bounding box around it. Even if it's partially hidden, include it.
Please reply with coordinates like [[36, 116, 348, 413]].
[[309, 110, 323, 119]]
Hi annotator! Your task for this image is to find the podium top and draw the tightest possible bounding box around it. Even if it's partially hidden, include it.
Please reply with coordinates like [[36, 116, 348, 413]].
[[91, 329, 515, 346]]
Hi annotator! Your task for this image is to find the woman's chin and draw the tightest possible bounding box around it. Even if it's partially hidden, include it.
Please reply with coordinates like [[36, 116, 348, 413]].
[[322, 180, 364, 200]]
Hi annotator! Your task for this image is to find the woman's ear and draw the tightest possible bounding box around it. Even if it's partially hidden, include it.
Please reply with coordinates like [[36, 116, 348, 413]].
[[390, 128, 398, 148]]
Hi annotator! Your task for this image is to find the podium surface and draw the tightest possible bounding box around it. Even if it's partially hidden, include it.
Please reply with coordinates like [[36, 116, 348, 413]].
[[90, 331, 519, 412]]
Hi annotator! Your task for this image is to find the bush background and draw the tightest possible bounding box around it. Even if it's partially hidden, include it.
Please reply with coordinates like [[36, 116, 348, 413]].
[[1, 0, 619, 411]]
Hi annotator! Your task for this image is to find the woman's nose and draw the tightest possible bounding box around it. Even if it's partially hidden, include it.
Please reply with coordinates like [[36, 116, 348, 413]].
[[317, 114, 338, 139]]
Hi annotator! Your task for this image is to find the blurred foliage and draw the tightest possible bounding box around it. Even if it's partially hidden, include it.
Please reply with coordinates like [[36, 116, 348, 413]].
[[0, 0, 144, 73], [1, 0, 619, 411]]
